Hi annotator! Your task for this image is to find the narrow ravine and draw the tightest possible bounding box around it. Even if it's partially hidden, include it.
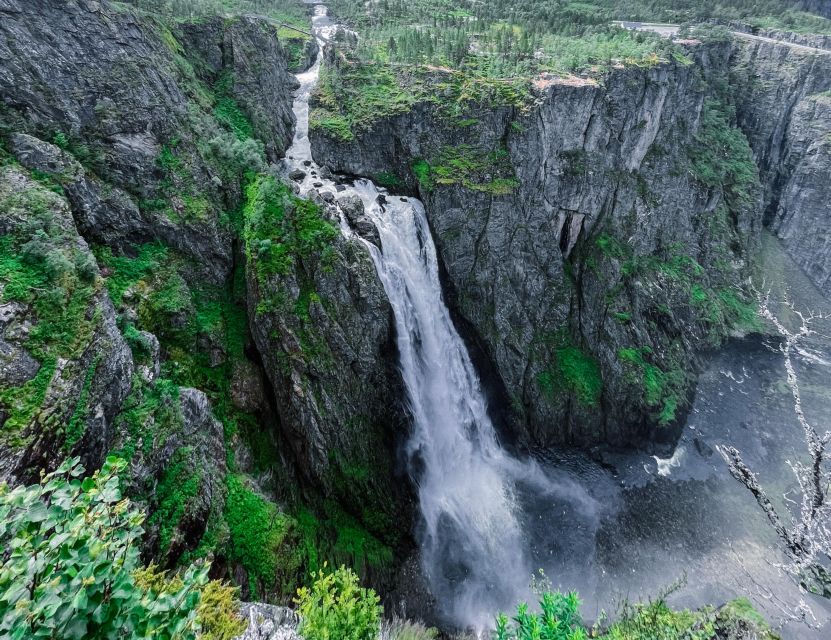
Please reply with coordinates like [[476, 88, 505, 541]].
[[282, 3, 578, 629]]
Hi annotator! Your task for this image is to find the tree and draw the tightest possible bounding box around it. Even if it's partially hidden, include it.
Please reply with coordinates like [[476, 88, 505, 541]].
[[720, 293, 831, 599], [0, 456, 245, 640]]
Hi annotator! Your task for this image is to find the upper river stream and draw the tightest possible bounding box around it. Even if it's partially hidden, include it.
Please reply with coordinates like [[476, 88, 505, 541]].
[[284, 4, 831, 636]]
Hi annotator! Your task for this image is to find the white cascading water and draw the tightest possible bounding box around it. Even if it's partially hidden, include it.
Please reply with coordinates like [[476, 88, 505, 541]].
[[284, 4, 578, 628]]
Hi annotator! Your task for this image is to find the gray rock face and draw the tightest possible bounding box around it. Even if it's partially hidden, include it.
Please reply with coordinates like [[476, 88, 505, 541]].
[[769, 94, 831, 293], [731, 38, 831, 297], [176, 15, 300, 161], [246, 192, 410, 533], [235, 604, 300, 640], [312, 49, 760, 446], [0, 0, 299, 284], [0, 166, 133, 483], [338, 193, 381, 246], [8, 132, 153, 249]]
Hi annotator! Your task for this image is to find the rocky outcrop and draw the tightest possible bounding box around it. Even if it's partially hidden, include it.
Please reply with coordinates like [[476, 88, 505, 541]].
[[730, 37, 831, 296], [130, 384, 228, 565], [9, 132, 169, 250], [0, 165, 133, 483], [0, 0, 300, 284], [312, 46, 761, 446], [174, 15, 300, 161], [234, 604, 300, 640], [243, 176, 410, 541], [767, 93, 831, 293]]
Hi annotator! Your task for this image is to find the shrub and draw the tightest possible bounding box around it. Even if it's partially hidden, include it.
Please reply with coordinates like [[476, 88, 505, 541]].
[[0, 456, 245, 640], [494, 586, 769, 640], [294, 565, 382, 640], [495, 591, 586, 640]]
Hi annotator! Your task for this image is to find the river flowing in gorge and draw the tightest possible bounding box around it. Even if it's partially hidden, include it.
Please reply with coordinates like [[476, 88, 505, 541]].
[[284, 4, 831, 635]]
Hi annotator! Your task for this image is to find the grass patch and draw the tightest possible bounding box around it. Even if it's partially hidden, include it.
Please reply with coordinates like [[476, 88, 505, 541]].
[[414, 145, 519, 196], [224, 474, 304, 598], [618, 346, 685, 425], [537, 332, 602, 406]]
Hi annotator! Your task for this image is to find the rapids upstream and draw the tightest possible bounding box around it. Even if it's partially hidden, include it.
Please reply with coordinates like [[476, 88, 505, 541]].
[[284, 3, 831, 637]]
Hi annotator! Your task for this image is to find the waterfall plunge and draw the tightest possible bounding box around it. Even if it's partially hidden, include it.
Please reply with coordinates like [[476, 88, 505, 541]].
[[284, 5, 586, 629], [350, 182, 566, 628]]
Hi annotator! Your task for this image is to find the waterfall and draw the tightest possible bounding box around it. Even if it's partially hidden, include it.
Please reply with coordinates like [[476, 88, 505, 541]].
[[350, 182, 563, 627], [284, 4, 570, 629]]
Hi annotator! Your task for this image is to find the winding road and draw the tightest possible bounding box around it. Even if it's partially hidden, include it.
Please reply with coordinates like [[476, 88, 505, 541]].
[[614, 21, 831, 55]]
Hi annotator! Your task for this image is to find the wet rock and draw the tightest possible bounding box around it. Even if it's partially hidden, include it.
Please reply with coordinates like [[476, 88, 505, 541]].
[[319, 166, 333, 180], [376, 194, 387, 205], [693, 437, 714, 458], [335, 184, 346, 192], [338, 194, 381, 246], [320, 191, 335, 203], [0, 301, 40, 387], [303, 160, 312, 166], [289, 168, 306, 181], [234, 604, 300, 640], [230, 360, 267, 414], [312, 181, 323, 187]]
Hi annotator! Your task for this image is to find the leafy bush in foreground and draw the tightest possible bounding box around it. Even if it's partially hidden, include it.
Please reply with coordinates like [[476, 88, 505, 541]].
[[0, 456, 245, 640], [294, 564, 382, 640], [493, 587, 778, 640]]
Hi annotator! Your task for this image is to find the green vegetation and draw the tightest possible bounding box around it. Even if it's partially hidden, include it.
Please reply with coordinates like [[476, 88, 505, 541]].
[[374, 170, 405, 189], [495, 590, 586, 640], [224, 474, 303, 598], [0, 456, 245, 640], [212, 71, 254, 141], [311, 63, 421, 141], [690, 98, 758, 208], [745, 10, 831, 35], [330, 0, 680, 78], [0, 169, 100, 445], [311, 0, 829, 138], [537, 333, 603, 407], [243, 174, 337, 277], [242, 174, 337, 309], [123, 0, 312, 32], [149, 138, 214, 223], [415, 145, 519, 195], [495, 586, 777, 640], [149, 447, 204, 556], [618, 346, 686, 425], [295, 565, 382, 640]]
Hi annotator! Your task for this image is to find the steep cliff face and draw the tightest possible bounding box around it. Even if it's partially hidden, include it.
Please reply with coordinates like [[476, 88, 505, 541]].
[[312, 45, 761, 446], [1, 0, 409, 596], [0, 165, 133, 483], [242, 177, 411, 548], [0, 0, 299, 283], [730, 38, 831, 296]]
